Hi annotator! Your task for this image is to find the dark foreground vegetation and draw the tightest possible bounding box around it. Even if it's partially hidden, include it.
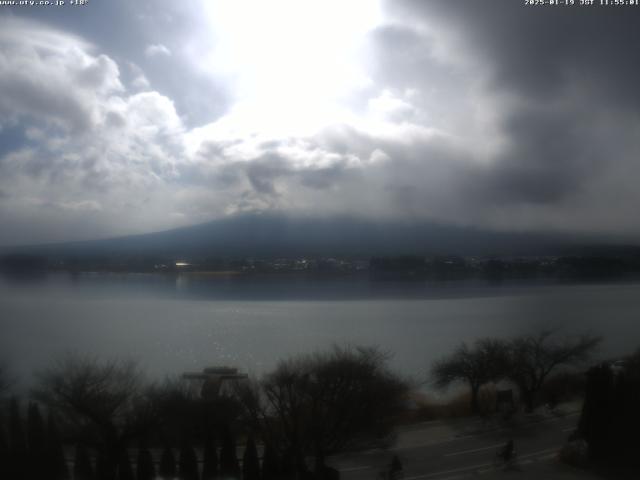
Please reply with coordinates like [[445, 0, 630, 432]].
[[431, 331, 601, 414], [0, 347, 408, 480], [430, 333, 640, 474], [571, 350, 640, 471], [0, 335, 639, 479]]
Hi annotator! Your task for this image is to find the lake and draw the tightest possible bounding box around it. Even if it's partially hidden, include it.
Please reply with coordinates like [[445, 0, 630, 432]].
[[1, 273, 639, 390]]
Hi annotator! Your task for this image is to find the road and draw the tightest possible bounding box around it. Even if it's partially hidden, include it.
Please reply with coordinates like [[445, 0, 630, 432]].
[[330, 412, 581, 480]]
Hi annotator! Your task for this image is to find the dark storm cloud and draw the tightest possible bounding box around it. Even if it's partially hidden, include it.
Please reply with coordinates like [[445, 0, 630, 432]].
[[483, 104, 604, 205], [381, 0, 640, 212], [394, 0, 640, 106]]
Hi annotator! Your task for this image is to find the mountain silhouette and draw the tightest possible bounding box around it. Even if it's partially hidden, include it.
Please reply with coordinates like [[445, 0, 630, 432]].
[[2, 213, 589, 259]]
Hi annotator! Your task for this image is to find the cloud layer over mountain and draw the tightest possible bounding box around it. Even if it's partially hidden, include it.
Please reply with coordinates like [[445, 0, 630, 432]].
[[1, 1, 639, 245]]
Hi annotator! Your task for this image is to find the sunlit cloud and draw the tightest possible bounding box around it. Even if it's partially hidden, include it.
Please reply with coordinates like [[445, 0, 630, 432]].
[[1, 1, 640, 244], [198, 0, 382, 136]]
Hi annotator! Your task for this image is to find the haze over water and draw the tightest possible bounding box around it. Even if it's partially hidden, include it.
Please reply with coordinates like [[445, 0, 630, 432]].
[[2, 273, 637, 389]]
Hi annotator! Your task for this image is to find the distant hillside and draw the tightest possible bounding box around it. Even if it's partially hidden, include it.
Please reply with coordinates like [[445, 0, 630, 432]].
[[0, 213, 592, 259]]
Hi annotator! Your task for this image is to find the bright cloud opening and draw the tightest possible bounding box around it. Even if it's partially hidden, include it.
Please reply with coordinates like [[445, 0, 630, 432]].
[[201, 0, 382, 136]]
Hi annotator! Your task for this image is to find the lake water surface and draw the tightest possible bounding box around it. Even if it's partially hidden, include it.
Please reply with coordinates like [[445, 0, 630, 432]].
[[1, 273, 639, 389]]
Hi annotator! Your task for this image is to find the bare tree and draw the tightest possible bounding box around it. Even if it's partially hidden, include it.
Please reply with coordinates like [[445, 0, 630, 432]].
[[431, 338, 509, 415], [145, 376, 200, 443], [32, 354, 150, 477], [146, 375, 242, 446], [507, 331, 601, 412], [237, 346, 409, 474]]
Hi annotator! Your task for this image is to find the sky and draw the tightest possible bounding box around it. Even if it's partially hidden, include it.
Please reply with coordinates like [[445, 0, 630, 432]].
[[1, 0, 640, 245]]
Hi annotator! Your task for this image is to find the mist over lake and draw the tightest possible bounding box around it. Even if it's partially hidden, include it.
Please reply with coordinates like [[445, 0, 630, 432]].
[[2, 273, 638, 389]]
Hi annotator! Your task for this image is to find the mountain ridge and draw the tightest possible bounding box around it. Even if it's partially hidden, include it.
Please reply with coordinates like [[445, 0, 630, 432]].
[[0, 213, 613, 259]]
